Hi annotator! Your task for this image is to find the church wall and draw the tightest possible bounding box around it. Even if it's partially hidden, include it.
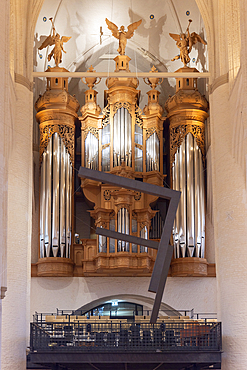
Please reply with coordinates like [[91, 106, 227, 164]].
[[209, 76, 247, 369], [1, 83, 33, 370], [30, 277, 217, 319]]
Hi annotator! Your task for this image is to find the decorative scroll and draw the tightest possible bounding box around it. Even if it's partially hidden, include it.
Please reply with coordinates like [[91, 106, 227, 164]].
[[135, 105, 143, 127], [39, 124, 75, 166], [113, 101, 131, 114], [102, 104, 110, 127], [146, 127, 160, 140], [170, 124, 205, 165], [84, 126, 99, 139]]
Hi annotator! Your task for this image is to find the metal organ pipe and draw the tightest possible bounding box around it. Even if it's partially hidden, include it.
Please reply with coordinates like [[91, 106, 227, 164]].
[[45, 138, 52, 257], [40, 150, 46, 258], [173, 134, 205, 259], [199, 150, 205, 258], [186, 133, 195, 257], [194, 142, 201, 258], [40, 133, 73, 260], [113, 108, 132, 167], [180, 139, 186, 257], [60, 143, 66, 258], [52, 133, 60, 257], [146, 132, 159, 172]]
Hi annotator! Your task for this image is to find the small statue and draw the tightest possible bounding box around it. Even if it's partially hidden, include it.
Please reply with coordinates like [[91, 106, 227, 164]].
[[38, 18, 71, 67], [105, 18, 142, 55], [169, 19, 207, 66]]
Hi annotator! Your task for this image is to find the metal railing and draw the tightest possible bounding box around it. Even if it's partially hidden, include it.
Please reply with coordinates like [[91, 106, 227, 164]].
[[33, 309, 217, 323], [30, 320, 221, 352]]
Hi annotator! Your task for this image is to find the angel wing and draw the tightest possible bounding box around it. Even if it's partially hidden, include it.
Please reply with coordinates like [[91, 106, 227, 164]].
[[169, 33, 181, 42], [61, 36, 71, 44], [38, 35, 54, 50], [125, 19, 142, 39], [189, 32, 207, 52], [105, 18, 119, 38]]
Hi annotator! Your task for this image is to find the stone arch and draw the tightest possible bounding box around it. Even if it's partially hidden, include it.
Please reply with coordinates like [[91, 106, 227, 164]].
[[74, 294, 181, 316]]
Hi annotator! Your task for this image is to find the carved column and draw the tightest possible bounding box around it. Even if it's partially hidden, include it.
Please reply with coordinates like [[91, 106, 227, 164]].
[[165, 67, 209, 276], [35, 66, 79, 276]]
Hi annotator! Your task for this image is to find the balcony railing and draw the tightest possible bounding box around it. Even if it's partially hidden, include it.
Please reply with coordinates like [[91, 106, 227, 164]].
[[30, 320, 221, 352]]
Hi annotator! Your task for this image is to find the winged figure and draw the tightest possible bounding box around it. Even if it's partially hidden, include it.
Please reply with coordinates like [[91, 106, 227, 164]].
[[38, 18, 71, 67], [169, 20, 207, 66], [105, 18, 142, 55]]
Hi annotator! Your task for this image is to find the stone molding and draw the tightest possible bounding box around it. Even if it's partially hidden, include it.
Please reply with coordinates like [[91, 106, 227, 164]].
[[14, 73, 33, 91], [0, 287, 7, 299], [209, 73, 229, 94]]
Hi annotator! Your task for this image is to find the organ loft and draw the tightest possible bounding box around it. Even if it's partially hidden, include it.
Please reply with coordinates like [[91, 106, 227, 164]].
[[34, 19, 212, 278]]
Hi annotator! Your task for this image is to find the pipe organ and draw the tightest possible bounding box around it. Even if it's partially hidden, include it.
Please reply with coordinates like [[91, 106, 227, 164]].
[[35, 67, 79, 276], [79, 58, 164, 275], [165, 67, 209, 276], [34, 42, 210, 277]]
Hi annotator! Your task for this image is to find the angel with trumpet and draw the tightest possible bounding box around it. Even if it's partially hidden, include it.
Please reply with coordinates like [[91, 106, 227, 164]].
[[38, 18, 71, 67], [105, 18, 142, 55], [169, 19, 207, 66]]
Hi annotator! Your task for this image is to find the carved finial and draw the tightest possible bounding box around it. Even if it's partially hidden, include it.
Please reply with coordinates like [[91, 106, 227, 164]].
[[38, 18, 71, 67], [81, 66, 101, 89], [143, 66, 163, 89]]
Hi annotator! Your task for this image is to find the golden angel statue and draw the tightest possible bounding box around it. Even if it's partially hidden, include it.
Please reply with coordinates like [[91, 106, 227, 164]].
[[38, 18, 71, 67], [169, 20, 207, 66], [105, 18, 142, 55]]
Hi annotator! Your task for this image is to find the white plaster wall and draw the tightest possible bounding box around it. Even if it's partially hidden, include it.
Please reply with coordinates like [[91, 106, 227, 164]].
[[30, 276, 217, 319], [1, 83, 33, 370], [210, 81, 247, 370]]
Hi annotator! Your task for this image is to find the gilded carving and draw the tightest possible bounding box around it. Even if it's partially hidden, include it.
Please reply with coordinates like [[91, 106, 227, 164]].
[[84, 126, 99, 139], [135, 105, 143, 127], [103, 190, 111, 201], [40, 124, 75, 165], [102, 105, 110, 127], [170, 124, 205, 164], [146, 127, 160, 140], [169, 19, 207, 67], [113, 101, 132, 114], [38, 18, 71, 67], [105, 18, 142, 55]]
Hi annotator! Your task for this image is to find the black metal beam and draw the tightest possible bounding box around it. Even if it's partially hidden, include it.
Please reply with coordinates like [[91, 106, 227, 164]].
[[29, 351, 221, 366], [78, 167, 177, 200], [78, 167, 181, 323]]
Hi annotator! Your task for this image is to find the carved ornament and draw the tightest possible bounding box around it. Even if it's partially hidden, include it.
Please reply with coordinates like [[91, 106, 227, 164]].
[[40, 124, 75, 165], [113, 101, 132, 114], [146, 127, 160, 140], [84, 126, 99, 139], [170, 124, 205, 164], [165, 89, 208, 113], [135, 105, 143, 127]]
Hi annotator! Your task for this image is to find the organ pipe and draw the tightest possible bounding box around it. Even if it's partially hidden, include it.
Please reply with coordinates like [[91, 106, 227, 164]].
[[45, 138, 52, 258], [172, 134, 205, 259], [113, 107, 132, 167], [85, 132, 99, 170], [146, 132, 159, 171], [40, 134, 73, 259], [117, 208, 130, 252], [52, 133, 60, 257]]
